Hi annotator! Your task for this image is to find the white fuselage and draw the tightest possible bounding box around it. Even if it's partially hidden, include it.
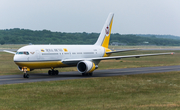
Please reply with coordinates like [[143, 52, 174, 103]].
[[14, 45, 105, 68]]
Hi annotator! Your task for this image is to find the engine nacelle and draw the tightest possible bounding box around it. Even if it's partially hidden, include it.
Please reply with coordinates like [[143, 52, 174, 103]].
[[77, 61, 96, 73]]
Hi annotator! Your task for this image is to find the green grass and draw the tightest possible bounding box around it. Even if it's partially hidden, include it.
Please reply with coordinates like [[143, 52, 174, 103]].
[[0, 44, 26, 49], [0, 71, 180, 109], [0, 50, 179, 75], [0, 48, 180, 109]]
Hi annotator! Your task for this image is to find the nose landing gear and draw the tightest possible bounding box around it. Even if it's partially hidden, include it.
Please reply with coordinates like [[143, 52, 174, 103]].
[[23, 67, 29, 78]]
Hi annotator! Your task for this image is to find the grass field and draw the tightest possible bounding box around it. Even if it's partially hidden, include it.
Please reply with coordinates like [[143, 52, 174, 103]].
[[0, 47, 180, 109], [0, 71, 180, 109], [0, 44, 26, 49]]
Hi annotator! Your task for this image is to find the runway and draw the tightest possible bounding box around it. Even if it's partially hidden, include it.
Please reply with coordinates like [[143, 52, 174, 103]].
[[0, 65, 180, 85]]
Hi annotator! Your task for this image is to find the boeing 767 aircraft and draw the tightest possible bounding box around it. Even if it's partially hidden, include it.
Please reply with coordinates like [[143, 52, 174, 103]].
[[4, 13, 174, 78]]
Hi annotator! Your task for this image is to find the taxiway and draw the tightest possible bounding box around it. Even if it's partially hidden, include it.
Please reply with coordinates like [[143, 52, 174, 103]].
[[0, 65, 180, 85]]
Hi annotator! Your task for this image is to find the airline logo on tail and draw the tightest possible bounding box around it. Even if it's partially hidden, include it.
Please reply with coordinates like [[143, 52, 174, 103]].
[[105, 26, 110, 36]]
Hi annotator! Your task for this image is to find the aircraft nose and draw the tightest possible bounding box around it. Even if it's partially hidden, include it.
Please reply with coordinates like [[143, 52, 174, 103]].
[[13, 55, 18, 62], [13, 55, 22, 62], [14, 54, 29, 62]]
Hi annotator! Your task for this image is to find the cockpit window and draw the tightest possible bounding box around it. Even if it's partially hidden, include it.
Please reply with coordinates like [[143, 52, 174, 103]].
[[16, 52, 29, 55]]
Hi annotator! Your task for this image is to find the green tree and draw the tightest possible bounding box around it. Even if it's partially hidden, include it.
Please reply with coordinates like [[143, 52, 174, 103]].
[[0, 39, 5, 45]]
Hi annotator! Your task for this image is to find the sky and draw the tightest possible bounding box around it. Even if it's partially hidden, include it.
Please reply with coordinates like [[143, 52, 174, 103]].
[[0, 0, 180, 36]]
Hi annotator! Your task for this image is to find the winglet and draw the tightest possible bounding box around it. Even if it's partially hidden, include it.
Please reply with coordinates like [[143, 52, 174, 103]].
[[94, 13, 114, 48]]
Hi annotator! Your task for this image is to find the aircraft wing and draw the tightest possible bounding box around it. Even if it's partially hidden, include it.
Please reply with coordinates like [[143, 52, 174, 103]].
[[106, 49, 140, 54], [62, 52, 174, 64], [92, 52, 174, 60], [3, 50, 16, 54]]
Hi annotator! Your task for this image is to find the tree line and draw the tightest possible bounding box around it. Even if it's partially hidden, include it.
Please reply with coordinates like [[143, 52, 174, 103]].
[[0, 28, 180, 46]]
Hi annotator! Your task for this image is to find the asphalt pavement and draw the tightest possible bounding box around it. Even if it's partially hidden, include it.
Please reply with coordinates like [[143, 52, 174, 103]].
[[0, 65, 180, 85]]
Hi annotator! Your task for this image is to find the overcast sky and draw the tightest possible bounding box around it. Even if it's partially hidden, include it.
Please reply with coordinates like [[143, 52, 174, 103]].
[[0, 0, 180, 36]]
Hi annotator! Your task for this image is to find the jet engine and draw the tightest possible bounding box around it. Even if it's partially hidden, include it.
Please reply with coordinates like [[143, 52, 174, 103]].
[[77, 61, 96, 73]]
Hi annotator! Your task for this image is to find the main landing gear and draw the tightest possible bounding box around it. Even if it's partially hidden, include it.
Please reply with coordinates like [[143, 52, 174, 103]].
[[82, 73, 93, 76], [48, 69, 59, 75]]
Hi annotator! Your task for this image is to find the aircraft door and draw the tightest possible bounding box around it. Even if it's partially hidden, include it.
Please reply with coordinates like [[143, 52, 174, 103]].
[[36, 50, 40, 59]]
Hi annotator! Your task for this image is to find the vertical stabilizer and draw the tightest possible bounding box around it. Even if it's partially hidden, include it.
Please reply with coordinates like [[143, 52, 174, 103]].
[[94, 13, 114, 48]]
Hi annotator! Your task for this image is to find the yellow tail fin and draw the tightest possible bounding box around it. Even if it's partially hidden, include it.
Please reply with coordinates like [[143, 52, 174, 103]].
[[94, 13, 114, 48]]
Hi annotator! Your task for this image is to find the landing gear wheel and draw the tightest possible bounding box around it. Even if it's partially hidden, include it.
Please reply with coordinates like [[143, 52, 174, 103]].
[[82, 73, 93, 76], [52, 70, 55, 75], [89, 73, 93, 76], [26, 74, 29, 78], [48, 70, 59, 76], [55, 70, 59, 75], [48, 70, 52, 75], [23, 74, 29, 78]]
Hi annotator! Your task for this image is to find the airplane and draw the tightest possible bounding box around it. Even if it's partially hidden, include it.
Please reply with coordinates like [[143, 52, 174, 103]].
[[3, 13, 174, 78]]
